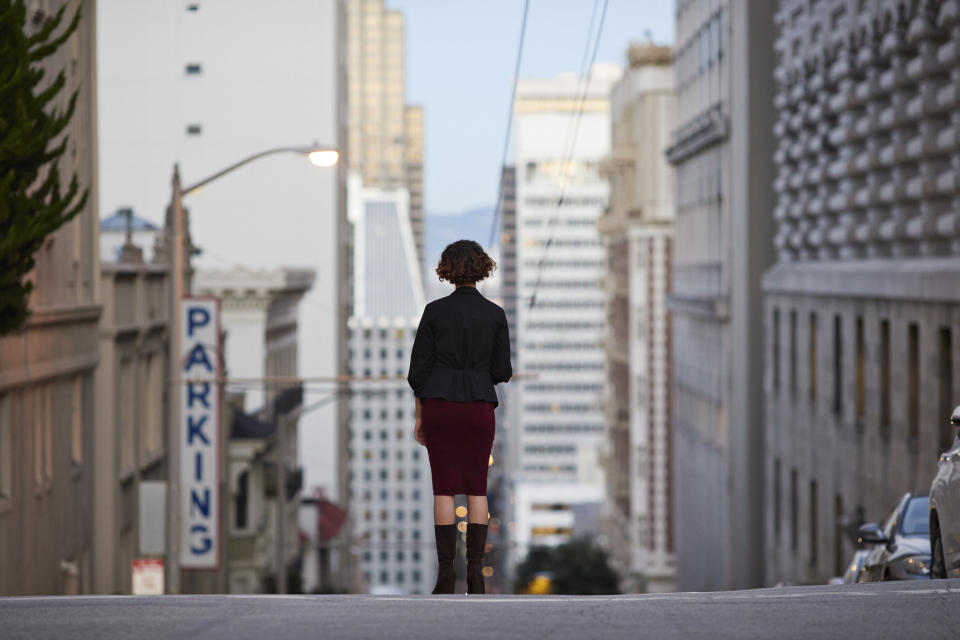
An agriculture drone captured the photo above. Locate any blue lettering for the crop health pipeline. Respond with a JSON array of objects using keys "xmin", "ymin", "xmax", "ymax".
[
  {"xmin": 190, "ymin": 488, "xmax": 211, "ymax": 518},
  {"xmin": 183, "ymin": 344, "xmax": 214, "ymax": 373},
  {"xmin": 195, "ymin": 451, "xmax": 203, "ymax": 482},
  {"xmin": 187, "ymin": 414, "xmax": 210, "ymax": 445},
  {"xmin": 189, "ymin": 524, "xmax": 213, "ymax": 555},
  {"xmin": 187, "ymin": 383, "xmax": 211, "ymax": 409},
  {"xmin": 187, "ymin": 307, "xmax": 211, "ymax": 337}
]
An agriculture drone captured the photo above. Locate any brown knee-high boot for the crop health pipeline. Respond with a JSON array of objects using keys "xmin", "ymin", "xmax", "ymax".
[
  {"xmin": 432, "ymin": 524, "xmax": 457, "ymax": 594},
  {"xmin": 466, "ymin": 523, "xmax": 488, "ymax": 594}
]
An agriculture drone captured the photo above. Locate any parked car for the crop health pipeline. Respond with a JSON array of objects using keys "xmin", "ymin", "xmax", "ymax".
[
  {"xmin": 841, "ymin": 549, "xmax": 870, "ymax": 584},
  {"xmin": 929, "ymin": 403, "xmax": 960, "ymax": 579},
  {"xmin": 856, "ymin": 493, "xmax": 930, "ymax": 582}
]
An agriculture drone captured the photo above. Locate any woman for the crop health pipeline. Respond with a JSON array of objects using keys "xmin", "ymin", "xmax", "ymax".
[{"xmin": 407, "ymin": 239, "xmax": 513, "ymax": 595}]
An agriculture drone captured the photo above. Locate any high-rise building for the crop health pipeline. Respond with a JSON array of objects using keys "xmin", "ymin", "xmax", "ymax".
[
  {"xmin": 598, "ymin": 44, "xmax": 675, "ymax": 593},
  {"xmin": 510, "ymin": 64, "xmax": 621, "ymax": 558},
  {"xmin": 665, "ymin": 0, "xmax": 776, "ymax": 590},
  {"xmin": 0, "ymin": 0, "xmax": 100, "ymax": 596},
  {"xmin": 345, "ymin": 177, "xmax": 435, "ymax": 594},
  {"xmin": 764, "ymin": 0, "xmax": 960, "ymax": 585},
  {"xmin": 347, "ymin": 0, "xmax": 425, "ymax": 267}
]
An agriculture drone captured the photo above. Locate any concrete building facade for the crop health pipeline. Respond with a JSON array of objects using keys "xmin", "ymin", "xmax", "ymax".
[
  {"xmin": 598, "ymin": 44, "xmax": 675, "ymax": 593},
  {"xmin": 0, "ymin": 0, "xmax": 100, "ymax": 596},
  {"xmin": 763, "ymin": 0, "xmax": 960, "ymax": 585},
  {"xmin": 665, "ymin": 0, "xmax": 776, "ymax": 591},
  {"xmin": 510, "ymin": 64, "xmax": 621, "ymax": 558},
  {"xmin": 347, "ymin": 0, "xmax": 425, "ymax": 267}
]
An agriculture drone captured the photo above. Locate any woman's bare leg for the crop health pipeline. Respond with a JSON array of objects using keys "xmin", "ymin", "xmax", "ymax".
[
  {"xmin": 466, "ymin": 495, "xmax": 488, "ymax": 524},
  {"xmin": 434, "ymin": 495, "xmax": 456, "ymax": 525}
]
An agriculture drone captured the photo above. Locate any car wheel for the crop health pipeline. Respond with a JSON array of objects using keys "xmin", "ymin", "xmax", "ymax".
[{"xmin": 931, "ymin": 529, "xmax": 947, "ymax": 580}]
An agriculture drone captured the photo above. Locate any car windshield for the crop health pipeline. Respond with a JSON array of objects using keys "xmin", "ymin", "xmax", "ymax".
[{"xmin": 900, "ymin": 496, "xmax": 929, "ymax": 537}]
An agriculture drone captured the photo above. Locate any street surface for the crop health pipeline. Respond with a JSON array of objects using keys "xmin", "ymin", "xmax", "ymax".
[{"xmin": 2, "ymin": 579, "xmax": 959, "ymax": 639}]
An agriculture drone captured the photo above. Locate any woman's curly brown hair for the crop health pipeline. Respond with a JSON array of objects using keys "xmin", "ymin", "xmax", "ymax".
[{"xmin": 435, "ymin": 239, "xmax": 497, "ymax": 285}]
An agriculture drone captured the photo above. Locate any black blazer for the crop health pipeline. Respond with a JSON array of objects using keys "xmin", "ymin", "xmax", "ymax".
[{"xmin": 407, "ymin": 285, "xmax": 513, "ymax": 407}]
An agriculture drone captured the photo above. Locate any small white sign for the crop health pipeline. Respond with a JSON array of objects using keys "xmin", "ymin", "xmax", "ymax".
[
  {"xmin": 132, "ymin": 558, "xmax": 164, "ymax": 595},
  {"xmin": 179, "ymin": 297, "xmax": 220, "ymax": 569}
]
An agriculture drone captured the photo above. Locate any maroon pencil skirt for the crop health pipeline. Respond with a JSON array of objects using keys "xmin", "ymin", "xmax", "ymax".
[{"xmin": 421, "ymin": 397, "xmax": 495, "ymax": 496}]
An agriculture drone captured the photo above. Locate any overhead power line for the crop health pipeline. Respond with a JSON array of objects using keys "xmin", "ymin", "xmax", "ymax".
[{"xmin": 527, "ymin": 0, "xmax": 610, "ymax": 312}]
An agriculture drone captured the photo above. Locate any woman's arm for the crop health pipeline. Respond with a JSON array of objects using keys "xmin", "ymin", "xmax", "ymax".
[
  {"xmin": 414, "ymin": 397, "xmax": 425, "ymax": 446},
  {"xmin": 490, "ymin": 308, "xmax": 513, "ymax": 383}
]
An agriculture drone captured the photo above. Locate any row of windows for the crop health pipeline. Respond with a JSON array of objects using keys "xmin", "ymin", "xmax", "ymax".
[
  {"xmin": 524, "ymin": 362, "xmax": 604, "ymax": 371},
  {"xmin": 524, "ymin": 239, "xmax": 603, "ymax": 248},
  {"xmin": 347, "ymin": 368, "xmax": 407, "ymax": 378},
  {"xmin": 350, "ymin": 427, "xmax": 413, "ymax": 441},
  {"xmin": 523, "ymin": 383, "xmax": 602, "ymax": 393},
  {"xmin": 361, "ymin": 509, "xmax": 422, "ymax": 522},
  {"xmin": 521, "ymin": 280, "xmax": 598, "ymax": 288},
  {"xmin": 348, "ymin": 327, "xmax": 414, "ymax": 340},
  {"xmin": 523, "ymin": 341, "xmax": 599, "ymax": 351},
  {"xmin": 525, "ymin": 300, "xmax": 604, "ymax": 310},
  {"xmin": 363, "ymin": 550, "xmax": 422, "ymax": 563},
  {"xmin": 525, "ymin": 321, "xmax": 603, "ymax": 331},
  {"xmin": 771, "ymin": 308, "xmax": 955, "ymax": 455},
  {"xmin": 522, "ymin": 260, "xmax": 604, "ymax": 269},
  {"xmin": 351, "ymin": 469, "xmax": 425, "ymax": 482},
  {"xmin": 523, "ymin": 196, "xmax": 605, "ymax": 208},
  {"xmin": 358, "ymin": 488, "xmax": 423, "ymax": 502},
  {"xmin": 524, "ymin": 403, "xmax": 599, "ymax": 413},
  {"xmin": 351, "ymin": 347, "xmax": 407, "ymax": 361},
  {"xmin": 364, "ymin": 570, "xmax": 422, "ymax": 586},
  {"xmin": 353, "ymin": 448, "xmax": 421, "ymax": 462},
  {"xmin": 351, "ymin": 409, "xmax": 415, "ymax": 422},
  {"xmin": 524, "ymin": 444, "xmax": 577, "ymax": 455},
  {"xmin": 523, "ymin": 217, "xmax": 598, "ymax": 227},
  {"xmin": 523, "ymin": 464, "xmax": 577, "ymax": 473},
  {"xmin": 524, "ymin": 424, "xmax": 604, "ymax": 433}
]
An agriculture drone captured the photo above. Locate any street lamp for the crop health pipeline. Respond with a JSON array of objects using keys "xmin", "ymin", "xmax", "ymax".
[{"xmin": 166, "ymin": 144, "xmax": 338, "ymax": 595}]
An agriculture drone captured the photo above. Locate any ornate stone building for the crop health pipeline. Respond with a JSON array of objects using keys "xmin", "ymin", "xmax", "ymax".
[
  {"xmin": 666, "ymin": 0, "xmax": 776, "ymax": 591},
  {"xmin": 764, "ymin": 0, "xmax": 960, "ymax": 585},
  {"xmin": 598, "ymin": 44, "xmax": 675, "ymax": 593}
]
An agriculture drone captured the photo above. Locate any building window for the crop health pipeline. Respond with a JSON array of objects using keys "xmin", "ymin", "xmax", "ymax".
[
  {"xmin": 790, "ymin": 468, "xmax": 798, "ymax": 552},
  {"xmin": 833, "ymin": 315, "xmax": 842, "ymax": 417},
  {"xmin": 772, "ymin": 307, "xmax": 780, "ymax": 393},
  {"xmin": 0, "ymin": 393, "xmax": 11, "ymax": 501},
  {"xmin": 773, "ymin": 457, "xmax": 781, "ymax": 543},
  {"xmin": 71, "ymin": 375, "xmax": 83, "ymax": 465},
  {"xmin": 809, "ymin": 312, "xmax": 818, "ymax": 405},
  {"xmin": 187, "ymin": 3, "xmax": 200, "ymax": 11},
  {"xmin": 833, "ymin": 494, "xmax": 844, "ymax": 578},
  {"xmin": 855, "ymin": 316, "xmax": 865, "ymax": 427},
  {"xmin": 939, "ymin": 328, "xmax": 954, "ymax": 455},
  {"xmin": 880, "ymin": 319, "xmax": 890, "ymax": 436},
  {"xmin": 185, "ymin": 63, "xmax": 202, "ymax": 75},
  {"xmin": 809, "ymin": 480, "xmax": 818, "ymax": 567},
  {"xmin": 186, "ymin": 124, "xmax": 202, "ymax": 136},
  {"xmin": 789, "ymin": 310, "xmax": 797, "ymax": 401},
  {"xmin": 908, "ymin": 323, "xmax": 919, "ymax": 449}
]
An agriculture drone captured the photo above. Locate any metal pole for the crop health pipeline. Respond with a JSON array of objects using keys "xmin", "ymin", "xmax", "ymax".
[
  {"xmin": 276, "ymin": 410, "xmax": 287, "ymax": 594},
  {"xmin": 166, "ymin": 165, "xmax": 183, "ymax": 594}
]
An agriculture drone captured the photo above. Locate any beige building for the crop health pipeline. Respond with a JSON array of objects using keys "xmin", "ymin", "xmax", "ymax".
[
  {"xmin": 598, "ymin": 44, "xmax": 675, "ymax": 593},
  {"xmin": 764, "ymin": 0, "xmax": 960, "ymax": 585},
  {"xmin": 665, "ymin": 0, "xmax": 776, "ymax": 591},
  {"xmin": 0, "ymin": 0, "xmax": 100, "ymax": 596},
  {"xmin": 93, "ymin": 230, "xmax": 174, "ymax": 594},
  {"xmin": 347, "ymin": 0, "xmax": 425, "ymax": 266}
]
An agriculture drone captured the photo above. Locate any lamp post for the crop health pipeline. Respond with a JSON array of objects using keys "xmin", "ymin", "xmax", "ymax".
[{"xmin": 166, "ymin": 144, "xmax": 338, "ymax": 594}]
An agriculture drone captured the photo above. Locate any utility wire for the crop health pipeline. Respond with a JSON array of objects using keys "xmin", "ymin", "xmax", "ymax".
[
  {"xmin": 485, "ymin": 0, "xmax": 532, "ymax": 252},
  {"xmin": 527, "ymin": 0, "xmax": 610, "ymax": 312}
]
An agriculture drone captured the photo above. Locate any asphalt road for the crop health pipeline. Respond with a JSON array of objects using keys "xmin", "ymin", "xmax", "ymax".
[{"xmin": 2, "ymin": 579, "xmax": 960, "ymax": 639}]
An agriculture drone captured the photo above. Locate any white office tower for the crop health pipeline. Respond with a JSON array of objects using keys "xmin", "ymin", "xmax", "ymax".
[
  {"xmin": 510, "ymin": 63, "xmax": 621, "ymax": 558},
  {"xmin": 346, "ymin": 176, "xmax": 435, "ymax": 594}
]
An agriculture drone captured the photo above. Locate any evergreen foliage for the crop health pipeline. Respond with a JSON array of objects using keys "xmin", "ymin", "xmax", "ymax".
[
  {"xmin": 0, "ymin": 0, "xmax": 87, "ymax": 335},
  {"xmin": 513, "ymin": 536, "xmax": 621, "ymax": 595}
]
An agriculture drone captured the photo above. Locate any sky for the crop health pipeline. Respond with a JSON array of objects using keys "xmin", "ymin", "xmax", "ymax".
[{"xmin": 388, "ymin": 0, "xmax": 675, "ymax": 216}]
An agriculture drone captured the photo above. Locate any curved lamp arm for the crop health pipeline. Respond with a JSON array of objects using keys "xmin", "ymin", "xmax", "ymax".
[{"xmin": 182, "ymin": 143, "xmax": 338, "ymax": 196}]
